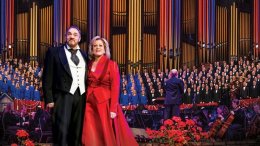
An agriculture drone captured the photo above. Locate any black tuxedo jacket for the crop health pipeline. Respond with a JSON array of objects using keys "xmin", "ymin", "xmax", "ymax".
[{"xmin": 42, "ymin": 45, "xmax": 88, "ymax": 105}]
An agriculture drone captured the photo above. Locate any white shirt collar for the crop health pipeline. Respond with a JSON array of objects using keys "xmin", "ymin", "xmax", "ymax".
[{"xmin": 66, "ymin": 44, "xmax": 80, "ymax": 50}]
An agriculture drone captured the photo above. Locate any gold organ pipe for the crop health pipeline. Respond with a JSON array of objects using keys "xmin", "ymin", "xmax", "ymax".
[
  {"xmin": 233, "ymin": 3, "xmax": 236, "ymax": 56},
  {"xmin": 34, "ymin": 3, "xmax": 36, "ymax": 56},
  {"xmin": 231, "ymin": 4, "xmax": 233, "ymax": 56},
  {"xmin": 49, "ymin": 6, "xmax": 51, "ymax": 44},
  {"xmin": 134, "ymin": 1, "xmax": 137, "ymax": 64},
  {"xmin": 236, "ymin": 6, "xmax": 238, "ymax": 55},
  {"xmin": 32, "ymin": 4, "xmax": 34, "ymax": 58},
  {"xmin": 221, "ymin": 7, "xmax": 224, "ymax": 60},
  {"xmin": 30, "ymin": 7, "xmax": 32, "ymax": 57},
  {"xmin": 33, "ymin": 3, "xmax": 35, "ymax": 58},
  {"xmin": 115, "ymin": 0, "xmax": 117, "ymax": 26},
  {"xmin": 42, "ymin": 8, "xmax": 44, "ymax": 45},
  {"xmin": 230, "ymin": 5, "xmax": 233, "ymax": 56},
  {"xmin": 117, "ymin": 0, "xmax": 118, "ymax": 26},
  {"xmin": 45, "ymin": 7, "xmax": 47, "ymax": 43},
  {"xmin": 129, "ymin": 0, "xmax": 132, "ymax": 72},
  {"xmin": 36, "ymin": 4, "xmax": 38, "ymax": 57},
  {"xmin": 34, "ymin": 4, "xmax": 36, "ymax": 58},
  {"xmin": 241, "ymin": 13, "xmax": 242, "ymax": 54},
  {"xmin": 137, "ymin": 1, "xmax": 140, "ymax": 71}
]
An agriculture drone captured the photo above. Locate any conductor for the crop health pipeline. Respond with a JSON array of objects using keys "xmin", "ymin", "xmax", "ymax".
[{"xmin": 164, "ymin": 69, "xmax": 184, "ymax": 119}]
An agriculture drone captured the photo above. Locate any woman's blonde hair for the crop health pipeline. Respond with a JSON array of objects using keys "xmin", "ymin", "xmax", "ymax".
[{"xmin": 88, "ymin": 36, "xmax": 111, "ymax": 60}]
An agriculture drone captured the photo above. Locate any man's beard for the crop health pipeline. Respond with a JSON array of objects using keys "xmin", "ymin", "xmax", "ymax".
[{"xmin": 67, "ymin": 40, "xmax": 78, "ymax": 48}]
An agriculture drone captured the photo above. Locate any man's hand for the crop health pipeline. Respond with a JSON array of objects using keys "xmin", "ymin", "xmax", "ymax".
[
  {"xmin": 46, "ymin": 102, "xmax": 55, "ymax": 112},
  {"xmin": 110, "ymin": 112, "xmax": 117, "ymax": 119},
  {"xmin": 47, "ymin": 102, "xmax": 54, "ymax": 108}
]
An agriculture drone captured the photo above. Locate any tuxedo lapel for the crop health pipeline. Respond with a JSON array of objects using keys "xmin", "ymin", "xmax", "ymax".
[{"xmin": 58, "ymin": 45, "xmax": 72, "ymax": 77}]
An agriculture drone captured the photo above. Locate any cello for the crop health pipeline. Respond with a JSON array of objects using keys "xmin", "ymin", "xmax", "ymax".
[
  {"xmin": 217, "ymin": 112, "xmax": 235, "ymax": 138},
  {"xmin": 208, "ymin": 117, "xmax": 222, "ymax": 138}
]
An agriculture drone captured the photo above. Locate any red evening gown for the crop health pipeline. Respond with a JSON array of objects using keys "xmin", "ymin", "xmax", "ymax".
[{"xmin": 82, "ymin": 56, "xmax": 138, "ymax": 146}]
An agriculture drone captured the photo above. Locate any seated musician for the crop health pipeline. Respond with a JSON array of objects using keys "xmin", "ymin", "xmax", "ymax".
[
  {"xmin": 28, "ymin": 112, "xmax": 41, "ymax": 141},
  {"xmin": 226, "ymin": 99, "xmax": 246, "ymax": 140},
  {"xmin": 217, "ymin": 105, "xmax": 229, "ymax": 121},
  {"xmin": 2, "ymin": 104, "xmax": 18, "ymax": 127},
  {"xmin": 16, "ymin": 107, "xmax": 30, "ymax": 129},
  {"xmin": 208, "ymin": 105, "xmax": 229, "ymax": 127},
  {"xmin": 247, "ymin": 103, "xmax": 260, "ymax": 138}
]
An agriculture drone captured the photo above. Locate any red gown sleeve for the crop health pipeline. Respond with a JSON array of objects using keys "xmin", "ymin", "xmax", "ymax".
[{"xmin": 109, "ymin": 61, "xmax": 120, "ymax": 113}]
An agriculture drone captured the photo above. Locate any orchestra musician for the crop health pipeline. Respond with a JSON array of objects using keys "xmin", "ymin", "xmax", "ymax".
[
  {"xmin": 226, "ymin": 99, "xmax": 246, "ymax": 140},
  {"xmin": 208, "ymin": 105, "xmax": 229, "ymax": 137},
  {"xmin": 247, "ymin": 103, "xmax": 260, "ymax": 138}
]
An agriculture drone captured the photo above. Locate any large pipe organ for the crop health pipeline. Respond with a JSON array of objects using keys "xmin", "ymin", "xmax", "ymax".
[{"xmin": 0, "ymin": 0, "xmax": 259, "ymax": 73}]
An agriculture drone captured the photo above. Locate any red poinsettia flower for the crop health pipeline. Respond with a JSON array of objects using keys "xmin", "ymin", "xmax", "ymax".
[
  {"xmin": 175, "ymin": 136, "xmax": 186, "ymax": 143},
  {"xmin": 172, "ymin": 116, "xmax": 181, "ymax": 122},
  {"xmin": 160, "ymin": 125, "xmax": 166, "ymax": 130},
  {"xmin": 194, "ymin": 134, "xmax": 201, "ymax": 141},
  {"xmin": 197, "ymin": 127, "xmax": 202, "ymax": 132},
  {"xmin": 163, "ymin": 119, "xmax": 173, "ymax": 126},
  {"xmin": 146, "ymin": 116, "xmax": 207, "ymax": 145},
  {"xmin": 24, "ymin": 139, "xmax": 35, "ymax": 146},
  {"xmin": 14, "ymin": 129, "xmax": 35, "ymax": 146},
  {"xmin": 186, "ymin": 119, "xmax": 195, "ymax": 126},
  {"xmin": 16, "ymin": 129, "xmax": 29, "ymax": 138},
  {"xmin": 178, "ymin": 121, "xmax": 186, "ymax": 128}
]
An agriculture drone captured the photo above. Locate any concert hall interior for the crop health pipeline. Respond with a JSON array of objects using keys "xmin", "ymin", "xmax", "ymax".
[{"xmin": 0, "ymin": 0, "xmax": 260, "ymax": 146}]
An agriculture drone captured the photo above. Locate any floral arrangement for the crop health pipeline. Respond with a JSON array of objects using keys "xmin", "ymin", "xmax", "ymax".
[
  {"xmin": 146, "ymin": 116, "xmax": 208, "ymax": 146},
  {"xmin": 11, "ymin": 129, "xmax": 35, "ymax": 146}
]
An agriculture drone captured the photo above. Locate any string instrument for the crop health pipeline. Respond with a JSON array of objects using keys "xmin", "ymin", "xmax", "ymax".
[
  {"xmin": 208, "ymin": 117, "xmax": 222, "ymax": 138},
  {"xmin": 247, "ymin": 114, "xmax": 260, "ymax": 137},
  {"xmin": 217, "ymin": 113, "xmax": 235, "ymax": 138}
]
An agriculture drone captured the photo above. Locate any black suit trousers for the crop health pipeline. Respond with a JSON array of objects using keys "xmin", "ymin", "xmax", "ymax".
[
  {"xmin": 164, "ymin": 104, "xmax": 180, "ymax": 120},
  {"xmin": 52, "ymin": 88, "xmax": 85, "ymax": 146}
]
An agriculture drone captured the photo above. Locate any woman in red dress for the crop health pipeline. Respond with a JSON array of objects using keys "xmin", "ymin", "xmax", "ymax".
[{"xmin": 82, "ymin": 36, "xmax": 138, "ymax": 146}]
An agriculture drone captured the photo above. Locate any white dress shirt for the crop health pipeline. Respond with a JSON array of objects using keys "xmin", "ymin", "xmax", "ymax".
[{"xmin": 64, "ymin": 45, "xmax": 86, "ymax": 95}]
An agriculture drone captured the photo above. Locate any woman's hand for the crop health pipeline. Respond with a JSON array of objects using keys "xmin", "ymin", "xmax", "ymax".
[{"xmin": 110, "ymin": 112, "xmax": 117, "ymax": 119}]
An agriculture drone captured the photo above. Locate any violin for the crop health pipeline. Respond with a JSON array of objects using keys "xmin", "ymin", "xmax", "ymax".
[{"xmin": 217, "ymin": 113, "xmax": 235, "ymax": 138}]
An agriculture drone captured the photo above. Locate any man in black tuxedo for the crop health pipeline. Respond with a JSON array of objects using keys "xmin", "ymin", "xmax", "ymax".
[
  {"xmin": 164, "ymin": 69, "xmax": 184, "ymax": 119},
  {"xmin": 42, "ymin": 26, "xmax": 88, "ymax": 146}
]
